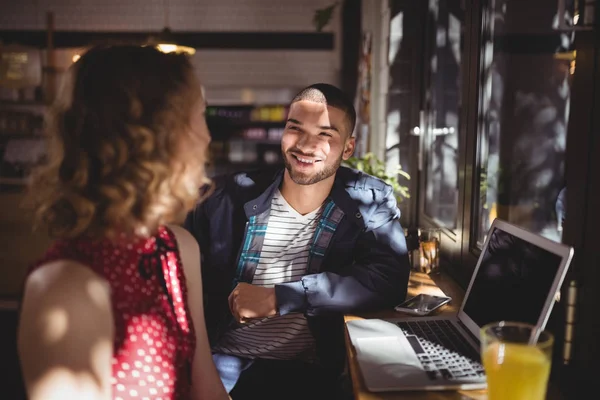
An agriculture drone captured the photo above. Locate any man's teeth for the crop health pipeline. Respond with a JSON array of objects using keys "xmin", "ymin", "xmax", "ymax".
[{"xmin": 297, "ymin": 157, "xmax": 316, "ymax": 164}]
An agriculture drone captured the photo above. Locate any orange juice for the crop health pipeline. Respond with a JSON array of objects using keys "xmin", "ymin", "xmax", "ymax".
[{"xmin": 483, "ymin": 342, "xmax": 551, "ymax": 400}]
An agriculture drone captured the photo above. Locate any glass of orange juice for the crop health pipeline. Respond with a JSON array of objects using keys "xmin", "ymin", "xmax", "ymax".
[{"xmin": 481, "ymin": 321, "xmax": 554, "ymax": 400}]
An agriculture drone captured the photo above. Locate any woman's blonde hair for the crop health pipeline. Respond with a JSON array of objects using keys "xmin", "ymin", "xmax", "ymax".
[{"xmin": 28, "ymin": 45, "xmax": 210, "ymax": 239}]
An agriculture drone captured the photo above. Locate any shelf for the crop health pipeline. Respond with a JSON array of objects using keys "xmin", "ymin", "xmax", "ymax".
[
  {"xmin": 0, "ymin": 298, "xmax": 20, "ymax": 310},
  {"xmin": 0, "ymin": 132, "xmax": 43, "ymax": 137},
  {"xmin": 225, "ymin": 138, "xmax": 281, "ymax": 145},
  {"xmin": 228, "ymin": 121, "xmax": 286, "ymax": 127},
  {"xmin": 0, "ymin": 100, "xmax": 46, "ymax": 106},
  {"xmin": 0, "ymin": 177, "xmax": 26, "ymax": 185},
  {"xmin": 0, "ymin": 101, "xmax": 47, "ymax": 114}
]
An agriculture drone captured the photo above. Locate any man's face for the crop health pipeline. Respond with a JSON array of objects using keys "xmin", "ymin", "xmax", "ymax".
[{"xmin": 281, "ymin": 100, "xmax": 355, "ymax": 185}]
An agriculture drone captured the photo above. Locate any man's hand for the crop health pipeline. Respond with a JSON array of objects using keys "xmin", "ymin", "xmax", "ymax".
[{"xmin": 228, "ymin": 283, "xmax": 278, "ymax": 324}]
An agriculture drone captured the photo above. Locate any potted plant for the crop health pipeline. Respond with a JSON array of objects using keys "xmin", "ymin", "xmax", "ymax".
[{"xmin": 342, "ymin": 152, "xmax": 410, "ymax": 204}]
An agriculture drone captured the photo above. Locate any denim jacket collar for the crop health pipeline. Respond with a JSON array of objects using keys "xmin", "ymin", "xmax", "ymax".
[
  {"xmin": 242, "ymin": 168, "xmax": 365, "ymax": 229},
  {"xmin": 242, "ymin": 168, "xmax": 282, "ymax": 218}
]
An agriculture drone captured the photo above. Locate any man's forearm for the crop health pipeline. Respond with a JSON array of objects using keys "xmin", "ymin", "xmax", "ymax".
[{"xmin": 275, "ymin": 219, "xmax": 410, "ymax": 316}]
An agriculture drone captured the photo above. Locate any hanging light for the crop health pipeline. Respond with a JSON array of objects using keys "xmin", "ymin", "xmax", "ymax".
[
  {"xmin": 149, "ymin": 0, "xmax": 196, "ymax": 55},
  {"xmin": 150, "ymin": 27, "xmax": 196, "ymax": 55}
]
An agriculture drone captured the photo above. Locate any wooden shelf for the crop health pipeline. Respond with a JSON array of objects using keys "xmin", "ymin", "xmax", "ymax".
[
  {"xmin": 0, "ymin": 178, "xmax": 26, "ymax": 185},
  {"xmin": 226, "ymin": 138, "xmax": 281, "ymax": 145},
  {"xmin": 0, "ymin": 100, "xmax": 46, "ymax": 106},
  {"xmin": 0, "ymin": 131, "xmax": 42, "ymax": 137}
]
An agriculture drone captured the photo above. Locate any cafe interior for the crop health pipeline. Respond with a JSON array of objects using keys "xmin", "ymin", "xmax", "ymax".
[{"xmin": 0, "ymin": 0, "xmax": 599, "ymax": 399}]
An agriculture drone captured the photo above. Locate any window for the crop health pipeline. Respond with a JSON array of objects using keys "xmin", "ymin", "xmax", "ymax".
[{"xmin": 474, "ymin": 0, "xmax": 573, "ymax": 247}]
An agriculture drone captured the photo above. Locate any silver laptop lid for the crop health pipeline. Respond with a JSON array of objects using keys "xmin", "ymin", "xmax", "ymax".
[{"xmin": 457, "ymin": 218, "xmax": 574, "ymax": 341}]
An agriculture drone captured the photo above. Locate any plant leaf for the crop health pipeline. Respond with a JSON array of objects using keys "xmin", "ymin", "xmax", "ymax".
[
  {"xmin": 342, "ymin": 152, "xmax": 411, "ymax": 203},
  {"xmin": 313, "ymin": 2, "xmax": 339, "ymax": 32}
]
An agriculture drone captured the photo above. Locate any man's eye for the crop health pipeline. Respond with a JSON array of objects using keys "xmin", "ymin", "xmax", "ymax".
[{"xmin": 320, "ymin": 132, "xmax": 333, "ymax": 137}]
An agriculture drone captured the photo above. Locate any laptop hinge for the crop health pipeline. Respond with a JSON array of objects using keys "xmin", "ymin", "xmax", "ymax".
[{"xmin": 458, "ymin": 320, "xmax": 480, "ymax": 347}]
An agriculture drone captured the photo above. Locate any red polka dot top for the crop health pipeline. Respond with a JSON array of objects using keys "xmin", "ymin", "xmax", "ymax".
[{"xmin": 29, "ymin": 226, "xmax": 196, "ymax": 400}]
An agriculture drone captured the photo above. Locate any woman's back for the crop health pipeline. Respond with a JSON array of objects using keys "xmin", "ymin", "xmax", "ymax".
[{"xmin": 26, "ymin": 226, "xmax": 195, "ymax": 400}]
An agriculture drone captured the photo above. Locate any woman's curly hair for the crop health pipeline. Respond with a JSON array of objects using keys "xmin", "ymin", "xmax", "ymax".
[{"xmin": 28, "ymin": 45, "xmax": 211, "ymax": 239}]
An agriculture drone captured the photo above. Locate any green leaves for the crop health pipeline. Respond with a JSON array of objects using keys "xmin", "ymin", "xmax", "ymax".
[
  {"xmin": 343, "ymin": 153, "xmax": 411, "ymax": 203},
  {"xmin": 313, "ymin": 1, "xmax": 339, "ymax": 32}
]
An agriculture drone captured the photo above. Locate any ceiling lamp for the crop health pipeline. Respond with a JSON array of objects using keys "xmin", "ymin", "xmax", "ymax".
[
  {"xmin": 149, "ymin": 0, "xmax": 196, "ymax": 55},
  {"xmin": 150, "ymin": 27, "xmax": 195, "ymax": 55}
]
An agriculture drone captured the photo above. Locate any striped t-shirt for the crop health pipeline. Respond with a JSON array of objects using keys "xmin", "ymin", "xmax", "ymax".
[{"xmin": 213, "ymin": 189, "xmax": 323, "ymax": 360}]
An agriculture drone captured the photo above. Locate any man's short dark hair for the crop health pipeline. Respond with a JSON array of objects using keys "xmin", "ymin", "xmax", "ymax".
[{"xmin": 291, "ymin": 83, "xmax": 357, "ymax": 136}]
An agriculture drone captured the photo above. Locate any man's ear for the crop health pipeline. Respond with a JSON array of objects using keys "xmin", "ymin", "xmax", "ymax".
[{"xmin": 342, "ymin": 137, "xmax": 355, "ymax": 160}]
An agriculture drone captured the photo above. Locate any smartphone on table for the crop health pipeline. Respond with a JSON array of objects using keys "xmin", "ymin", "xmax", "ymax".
[{"xmin": 394, "ymin": 293, "xmax": 452, "ymax": 316}]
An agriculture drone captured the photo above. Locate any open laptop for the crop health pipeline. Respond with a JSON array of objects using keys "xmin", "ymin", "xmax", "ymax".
[{"xmin": 346, "ymin": 218, "xmax": 574, "ymax": 392}]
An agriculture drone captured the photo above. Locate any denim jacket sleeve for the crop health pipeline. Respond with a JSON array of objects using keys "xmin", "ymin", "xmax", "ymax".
[{"xmin": 274, "ymin": 184, "xmax": 411, "ymax": 317}]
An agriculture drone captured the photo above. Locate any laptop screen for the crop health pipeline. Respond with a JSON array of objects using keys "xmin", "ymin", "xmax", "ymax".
[{"xmin": 461, "ymin": 225, "xmax": 565, "ymax": 329}]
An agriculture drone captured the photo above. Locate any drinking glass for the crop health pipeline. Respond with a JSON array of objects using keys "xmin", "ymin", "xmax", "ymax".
[
  {"xmin": 417, "ymin": 228, "xmax": 441, "ymax": 274},
  {"xmin": 481, "ymin": 321, "xmax": 554, "ymax": 400}
]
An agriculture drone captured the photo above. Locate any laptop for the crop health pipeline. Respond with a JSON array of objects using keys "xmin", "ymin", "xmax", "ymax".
[{"xmin": 346, "ymin": 218, "xmax": 574, "ymax": 392}]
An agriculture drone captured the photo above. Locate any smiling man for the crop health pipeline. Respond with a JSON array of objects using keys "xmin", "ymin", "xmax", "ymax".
[{"xmin": 184, "ymin": 83, "xmax": 411, "ymax": 399}]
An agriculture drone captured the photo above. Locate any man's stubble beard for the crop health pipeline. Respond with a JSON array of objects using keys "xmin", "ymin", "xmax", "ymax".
[{"xmin": 282, "ymin": 150, "xmax": 343, "ymax": 186}]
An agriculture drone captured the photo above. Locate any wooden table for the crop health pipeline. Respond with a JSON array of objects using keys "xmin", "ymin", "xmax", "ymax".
[{"xmin": 344, "ymin": 270, "xmax": 488, "ymax": 400}]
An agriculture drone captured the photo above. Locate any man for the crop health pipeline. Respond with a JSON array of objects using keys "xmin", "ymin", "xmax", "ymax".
[{"xmin": 184, "ymin": 83, "xmax": 411, "ymax": 399}]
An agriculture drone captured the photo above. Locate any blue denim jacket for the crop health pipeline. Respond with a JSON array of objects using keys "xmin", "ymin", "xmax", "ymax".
[{"xmin": 184, "ymin": 166, "xmax": 411, "ymax": 385}]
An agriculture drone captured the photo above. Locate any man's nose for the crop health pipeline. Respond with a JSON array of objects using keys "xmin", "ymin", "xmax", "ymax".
[{"xmin": 295, "ymin": 133, "xmax": 319, "ymax": 152}]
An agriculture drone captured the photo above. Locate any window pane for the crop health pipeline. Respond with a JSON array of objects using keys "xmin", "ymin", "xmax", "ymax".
[
  {"xmin": 424, "ymin": 0, "xmax": 463, "ymax": 229},
  {"xmin": 475, "ymin": 0, "xmax": 573, "ymax": 245}
]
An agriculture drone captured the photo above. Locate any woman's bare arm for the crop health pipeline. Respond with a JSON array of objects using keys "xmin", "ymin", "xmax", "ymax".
[
  {"xmin": 169, "ymin": 224, "xmax": 230, "ymax": 400},
  {"xmin": 18, "ymin": 260, "xmax": 114, "ymax": 400}
]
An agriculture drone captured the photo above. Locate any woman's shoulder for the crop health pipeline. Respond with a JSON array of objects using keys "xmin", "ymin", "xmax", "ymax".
[
  {"xmin": 164, "ymin": 224, "xmax": 201, "ymax": 277},
  {"xmin": 22, "ymin": 258, "xmax": 111, "ymax": 317},
  {"xmin": 165, "ymin": 224, "xmax": 197, "ymax": 248},
  {"xmin": 18, "ymin": 258, "xmax": 114, "ymax": 400}
]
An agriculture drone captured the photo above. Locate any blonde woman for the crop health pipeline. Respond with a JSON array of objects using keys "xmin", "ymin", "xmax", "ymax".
[{"xmin": 17, "ymin": 45, "xmax": 229, "ymax": 400}]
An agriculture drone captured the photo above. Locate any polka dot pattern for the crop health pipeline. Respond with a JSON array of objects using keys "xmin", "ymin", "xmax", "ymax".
[{"xmin": 31, "ymin": 226, "xmax": 196, "ymax": 400}]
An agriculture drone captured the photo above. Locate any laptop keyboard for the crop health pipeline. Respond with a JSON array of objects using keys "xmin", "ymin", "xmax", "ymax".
[{"xmin": 396, "ymin": 320, "xmax": 486, "ymax": 381}]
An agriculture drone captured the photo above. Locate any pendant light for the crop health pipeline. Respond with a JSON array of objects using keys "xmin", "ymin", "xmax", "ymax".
[{"xmin": 149, "ymin": 0, "xmax": 196, "ymax": 55}]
